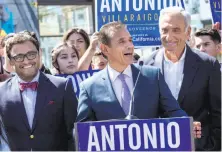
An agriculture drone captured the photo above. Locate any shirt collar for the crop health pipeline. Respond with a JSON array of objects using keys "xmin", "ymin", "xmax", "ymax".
[
  {"xmin": 17, "ymin": 71, "xmax": 40, "ymax": 83},
  {"xmin": 108, "ymin": 64, "xmax": 132, "ymax": 82},
  {"xmin": 164, "ymin": 46, "xmax": 187, "ymax": 63}
]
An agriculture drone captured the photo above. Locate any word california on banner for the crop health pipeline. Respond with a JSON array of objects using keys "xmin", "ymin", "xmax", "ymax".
[
  {"xmin": 75, "ymin": 117, "xmax": 194, "ymax": 151},
  {"xmin": 209, "ymin": 0, "xmax": 221, "ymax": 29},
  {"xmin": 95, "ymin": 0, "xmax": 185, "ymax": 47},
  {"xmin": 56, "ymin": 70, "xmax": 99, "ymax": 97}
]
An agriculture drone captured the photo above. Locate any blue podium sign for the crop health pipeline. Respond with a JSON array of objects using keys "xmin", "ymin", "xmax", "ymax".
[
  {"xmin": 75, "ymin": 117, "xmax": 194, "ymax": 151},
  {"xmin": 210, "ymin": 0, "xmax": 221, "ymax": 28},
  {"xmin": 95, "ymin": 0, "xmax": 185, "ymax": 47}
]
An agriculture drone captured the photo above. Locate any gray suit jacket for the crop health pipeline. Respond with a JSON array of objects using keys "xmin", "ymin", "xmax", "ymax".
[
  {"xmin": 77, "ymin": 64, "xmax": 187, "ymax": 121},
  {"xmin": 141, "ymin": 45, "xmax": 221, "ymax": 151}
]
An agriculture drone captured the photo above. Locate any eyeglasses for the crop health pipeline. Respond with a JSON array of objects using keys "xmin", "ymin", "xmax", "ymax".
[{"xmin": 11, "ymin": 51, "xmax": 38, "ymax": 62}]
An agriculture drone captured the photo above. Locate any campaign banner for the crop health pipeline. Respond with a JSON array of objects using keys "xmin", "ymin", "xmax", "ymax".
[
  {"xmin": 209, "ymin": 0, "xmax": 221, "ymax": 29},
  {"xmin": 95, "ymin": 0, "xmax": 185, "ymax": 47},
  {"xmin": 75, "ymin": 117, "xmax": 194, "ymax": 151},
  {"xmin": 0, "ymin": 0, "xmax": 39, "ymax": 37},
  {"xmin": 57, "ymin": 69, "xmax": 99, "ymax": 97}
]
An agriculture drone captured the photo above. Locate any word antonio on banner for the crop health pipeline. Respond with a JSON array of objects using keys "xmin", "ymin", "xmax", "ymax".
[
  {"xmin": 99, "ymin": 0, "xmax": 184, "ymax": 12},
  {"xmin": 98, "ymin": 0, "xmax": 185, "ymax": 25}
]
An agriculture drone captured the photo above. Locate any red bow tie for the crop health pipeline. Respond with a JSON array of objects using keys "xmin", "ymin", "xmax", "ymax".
[{"xmin": 19, "ymin": 82, "xmax": 38, "ymax": 91}]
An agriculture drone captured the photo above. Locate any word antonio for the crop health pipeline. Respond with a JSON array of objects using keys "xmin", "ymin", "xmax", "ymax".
[
  {"xmin": 87, "ymin": 122, "xmax": 181, "ymax": 151},
  {"xmin": 99, "ymin": 0, "xmax": 183, "ymax": 23},
  {"xmin": 101, "ymin": 13, "xmax": 159, "ymax": 23},
  {"xmin": 100, "ymin": 0, "xmax": 184, "ymax": 12}
]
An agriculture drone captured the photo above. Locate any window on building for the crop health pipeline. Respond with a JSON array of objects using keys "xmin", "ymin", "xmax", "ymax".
[{"xmin": 38, "ymin": 4, "xmax": 94, "ymax": 69}]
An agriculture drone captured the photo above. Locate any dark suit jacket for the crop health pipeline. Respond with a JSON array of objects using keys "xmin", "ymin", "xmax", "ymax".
[
  {"xmin": 0, "ymin": 72, "xmax": 78, "ymax": 151},
  {"xmin": 77, "ymin": 64, "xmax": 187, "ymax": 122},
  {"xmin": 142, "ymin": 45, "xmax": 221, "ymax": 151}
]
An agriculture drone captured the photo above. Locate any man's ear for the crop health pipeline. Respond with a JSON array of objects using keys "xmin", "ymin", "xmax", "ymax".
[
  {"xmin": 186, "ymin": 26, "xmax": 192, "ymax": 41},
  {"xmin": 216, "ymin": 43, "xmax": 221, "ymax": 53},
  {"xmin": 9, "ymin": 59, "xmax": 15, "ymax": 66},
  {"xmin": 100, "ymin": 43, "xmax": 109, "ymax": 57}
]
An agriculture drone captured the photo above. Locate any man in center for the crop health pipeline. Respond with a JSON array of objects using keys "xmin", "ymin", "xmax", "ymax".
[{"xmin": 77, "ymin": 21, "xmax": 189, "ymax": 121}]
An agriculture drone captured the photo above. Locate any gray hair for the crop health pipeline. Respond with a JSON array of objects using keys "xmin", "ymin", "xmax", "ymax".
[{"xmin": 159, "ymin": 6, "xmax": 191, "ymax": 31}]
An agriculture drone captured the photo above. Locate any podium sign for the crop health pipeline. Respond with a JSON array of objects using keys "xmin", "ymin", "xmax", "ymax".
[{"xmin": 75, "ymin": 117, "xmax": 194, "ymax": 151}]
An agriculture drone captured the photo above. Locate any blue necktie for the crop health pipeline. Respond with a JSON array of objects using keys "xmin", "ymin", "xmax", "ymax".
[{"xmin": 118, "ymin": 73, "xmax": 131, "ymax": 115}]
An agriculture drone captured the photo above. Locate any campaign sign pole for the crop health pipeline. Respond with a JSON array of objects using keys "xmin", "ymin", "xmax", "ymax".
[{"xmin": 75, "ymin": 117, "xmax": 194, "ymax": 151}]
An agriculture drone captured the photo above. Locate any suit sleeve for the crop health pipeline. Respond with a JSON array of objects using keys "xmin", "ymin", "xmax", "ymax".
[
  {"xmin": 0, "ymin": 115, "xmax": 10, "ymax": 151},
  {"xmin": 207, "ymin": 60, "xmax": 221, "ymax": 150},
  {"xmin": 76, "ymin": 82, "xmax": 97, "ymax": 122},
  {"xmin": 157, "ymin": 69, "xmax": 188, "ymax": 117},
  {"xmin": 63, "ymin": 78, "xmax": 78, "ymax": 151}
]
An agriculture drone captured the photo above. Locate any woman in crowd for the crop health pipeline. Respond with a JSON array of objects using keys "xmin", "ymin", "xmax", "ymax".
[
  {"xmin": 51, "ymin": 42, "xmax": 79, "ymax": 75},
  {"xmin": 63, "ymin": 28, "xmax": 99, "ymax": 71}
]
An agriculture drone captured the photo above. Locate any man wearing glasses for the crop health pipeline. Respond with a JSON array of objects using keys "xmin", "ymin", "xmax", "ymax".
[{"xmin": 0, "ymin": 32, "xmax": 78, "ymax": 150}]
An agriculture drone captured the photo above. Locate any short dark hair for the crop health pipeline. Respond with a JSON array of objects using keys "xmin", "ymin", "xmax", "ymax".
[
  {"xmin": 195, "ymin": 28, "xmax": 221, "ymax": 44},
  {"xmin": 6, "ymin": 33, "xmax": 40, "ymax": 59},
  {"xmin": 99, "ymin": 21, "xmax": 126, "ymax": 46},
  {"xmin": 63, "ymin": 28, "xmax": 90, "ymax": 49}
]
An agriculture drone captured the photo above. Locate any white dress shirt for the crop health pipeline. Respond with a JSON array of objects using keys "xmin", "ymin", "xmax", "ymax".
[
  {"xmin": 16, "ymin": 71, "xmax": 40, "ymax": 128},
  {"xmin": 163, "ymin": 47, "xmax": 186, "ymax": 100},
  {"xmin": 108, "ymin": 64, "xmax": 133, "ymax": 106}
]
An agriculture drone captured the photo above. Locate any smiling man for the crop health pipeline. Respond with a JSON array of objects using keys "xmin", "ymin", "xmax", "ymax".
[
  {"xmin": 142, "ymin": 7, "xmax": 221, "ymax": 151},
  {"xmin": 0, "ymin": 32, "xmax": 78, "ymax": 151},
  {"xmin": 77, "ymin": 22, "xmax": 188, "ymax": 122}
]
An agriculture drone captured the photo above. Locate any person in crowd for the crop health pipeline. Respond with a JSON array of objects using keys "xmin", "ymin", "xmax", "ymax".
[
  {"xmin": 133, "ymin": 52, "xmax": 140, "ymax": 63},
  {"xmin": 91, "ymin": 50, "xmax": 107, "ymax": 70},
  {"xmin": 76, "ymin": 21, "xmax": 201, "ymax": 138},
  {"xmin": 21, "ymin": 30, "xmax": 52, "ymax": 75},
  {"xmin": 194, "ymin": 28, "xmax": 221, "ymax": 64},
  {"xmin": 141, "ymin": 7, "xmax": 221, "ymax": 151},
  {"xmin": 63, "ymin": 28, "xmax": 99, "ymax": 71},
  {"xmin": 51, "ymin": 42, "xmax": 79, "ymax": 75},
  {"xmin": 63, "ymin": 28, "xmax": 90, "ymax": 59},
  {"xmin": 0, "ymin": 34, "xmax": 14, "ymax": 82},
  {"xmin": 0, "ymin": 32, "xmax": 78, "ymax": 150}
]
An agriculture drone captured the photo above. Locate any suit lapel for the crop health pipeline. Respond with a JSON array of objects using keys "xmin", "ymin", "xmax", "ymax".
[
  {"xmin": 101, "ymin": 67, "xmax": 125, "ymax": 118},
  {"xmin": 130, "ymin": 64, "xmax": 140, "ymax": 115},
  {"xmin": 177, "ymin": 46, "xmax": 200, "ymax": 104},
  {"xmin": 32, "ymin": 72, "xmax": 50, "ymax": 131},
  {"xmin": 9, "ymin": 77, "xmax": 30, "ymax": 131}
]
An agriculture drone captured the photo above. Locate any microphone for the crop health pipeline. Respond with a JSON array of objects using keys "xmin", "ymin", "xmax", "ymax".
[{"xmin": 125, "ymin": 61, "xmax": 144, "ymax": 120}]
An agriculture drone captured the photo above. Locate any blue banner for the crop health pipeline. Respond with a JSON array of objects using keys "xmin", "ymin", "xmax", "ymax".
[
  {"xmin": 75, "ymin": 117, "xmax": 194, "ymax": 151},
  {"xmin": 95, "ymin": 0, "xmax": 185, "ymax": 47},
  {"xmin": 210, "ymin": 0, "xmax": 221, "ymax": 29},
  {"xmin": 57, "ymin": 70, "xmax": 99, "ymax": 97}
]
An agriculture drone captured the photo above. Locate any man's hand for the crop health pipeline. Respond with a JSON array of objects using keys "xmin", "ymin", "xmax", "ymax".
[{"xmin": 193, "ymin": 121, "xmax": 201, "ymax": 138}]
